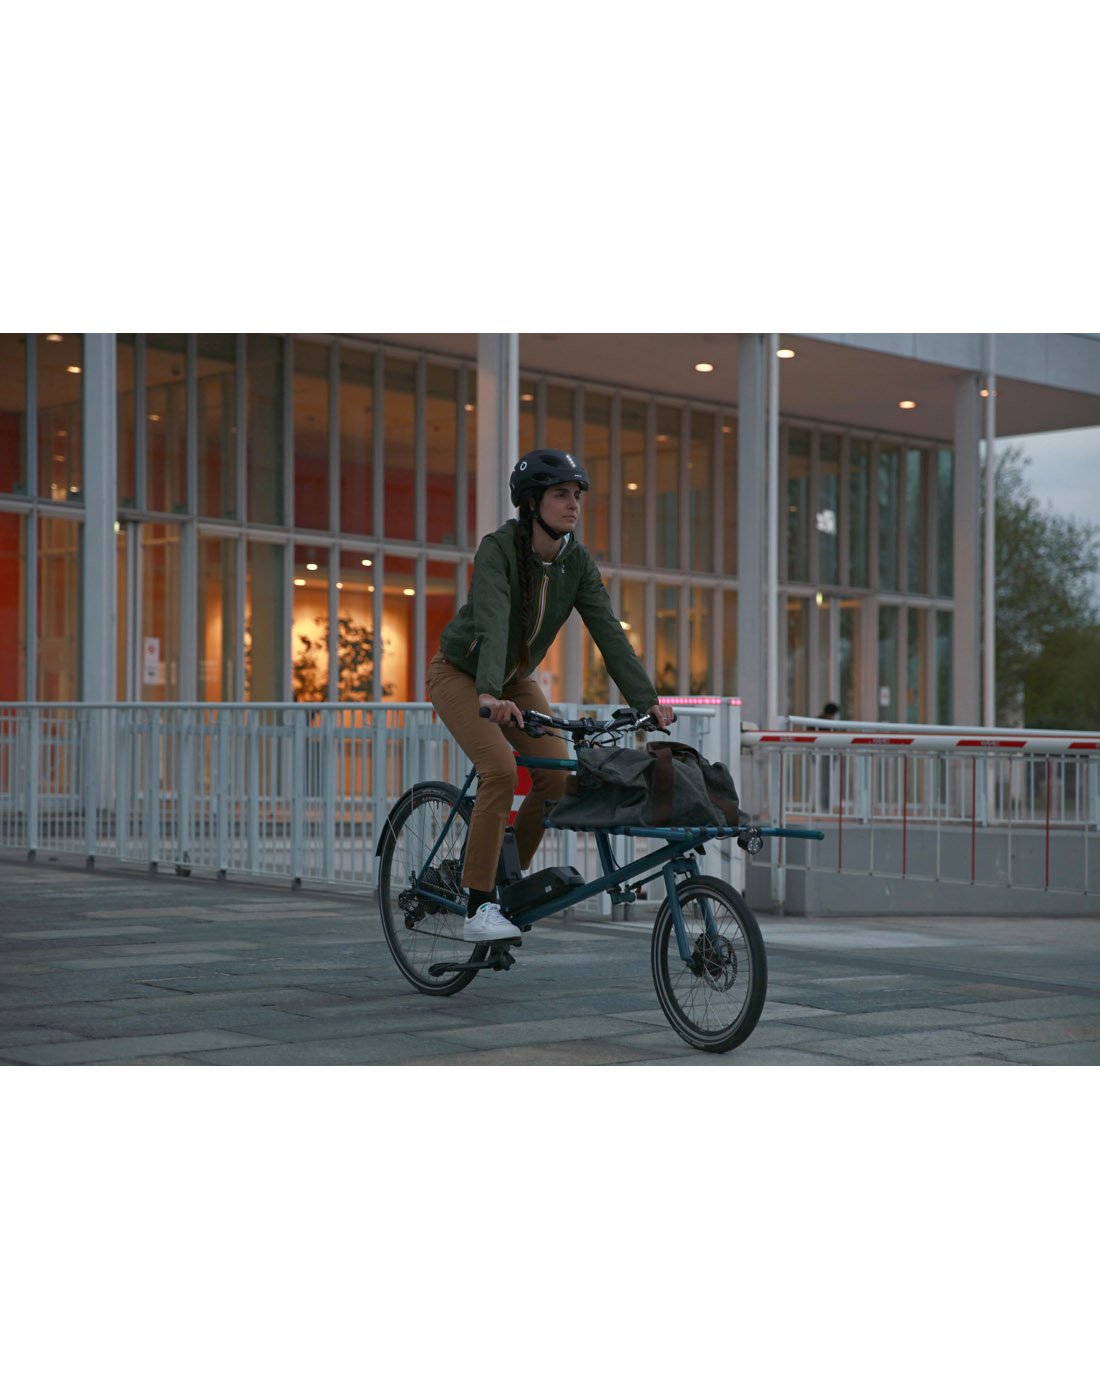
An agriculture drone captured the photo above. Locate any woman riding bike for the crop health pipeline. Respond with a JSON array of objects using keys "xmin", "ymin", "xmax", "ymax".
[{"xmin": 427, "ymin": 449, "xmax": 674, "ymax": 942}]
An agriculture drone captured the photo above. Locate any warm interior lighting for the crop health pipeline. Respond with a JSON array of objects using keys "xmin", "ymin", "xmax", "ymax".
[
  {"xmin": 361, "ymin": 559, "xmax": 372, "ymax": 567},
  {"xmin": 979, "ymin": 388, "xmax": 999, "ymax": 398},
  {"xmin": 148, "ymin": 414, "xmax": 160, "ymax": 422},
  {"xmin": 520, "ymin": 392, "xmax": 534, "ymax": 402},
  {"xmin": 306, "ymin": 562, "xmax": 318, "ymax": 571},
  {"xmin": 898, "ymin": 400, "xmax": 917, "ymax": 409},
  {"xmin": 294, "ymin": 578, "xmax": 306, "ymax": 587},
  {"xmin": 367, "ymin": 585, "xmax": 375, "ymax": 593},
  {"xmin": 336, "ymin": 582, "xmax": 343, "ymax": 590},
  {"xmin": 626, "ymin": 482, "xmax": 639, "ymax": 491},
  {"xmin": 694, "ymin": 362, "xmax": 714, "ymax": 373},
  {"xmin": 46, "ymin": 334, "xmax": 63, "ymax": 342},
  {"xmin": 816, "ymin": 592, "xmax": 825, "ymax": 606},
  {"xmin": 464, "ymin": 403, "xmax": 475, "ymax": 412},
  {"xmin": 403, "ymin": 587, "xmax": 416, "ymax": 596},
  {"xmin": 777, "ymin": 348, "xmax": 795, "ymax": 359},
  {"xmin": 66, "ymin": 365, "xmax": 81, "ymax": 374}
]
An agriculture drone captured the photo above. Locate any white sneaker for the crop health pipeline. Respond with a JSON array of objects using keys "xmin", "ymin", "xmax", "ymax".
[{"xmin": 462, "ymin": 902, "xmax": 521, "ymax": 942}]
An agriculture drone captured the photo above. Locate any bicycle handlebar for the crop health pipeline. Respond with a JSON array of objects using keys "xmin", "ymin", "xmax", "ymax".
[{"xmin": 477, "ymin": 705, "xmax": 673, "ymax": 740}]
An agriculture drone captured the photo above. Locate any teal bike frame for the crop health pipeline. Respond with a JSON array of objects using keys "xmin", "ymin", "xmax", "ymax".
[{"xmin": 399, "ymin": 752, "xmax": 822, "ymax": 965}]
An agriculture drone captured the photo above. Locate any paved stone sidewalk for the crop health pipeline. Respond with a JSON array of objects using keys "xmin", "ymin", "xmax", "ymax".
[{"xmin": 1, "ymin": 856, "xmax": 1098, "ymax": 1065}]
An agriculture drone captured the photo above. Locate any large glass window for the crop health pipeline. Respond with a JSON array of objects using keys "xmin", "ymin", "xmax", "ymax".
[
  {"xmin": 0, "ymin": 335, "xmax": 27, "ymax": 496},
  {"xmin": 545, "ymin": 385, "xmax": 573, "ymax": 451},
  {"xmin": 936, "ymin": 611, "xmax": 952, "ymax": 724},
  {"xmin": 39, "ymin": 334, "xmax": 83, "ymax": 504},
  {"xmin": 620, "ymin": 580, "xmax": 647, "ymax": 673},
  {"xmin": 337, "ymin": 549, "xmax": 379, "ymax": 700},
  {"xmin": 245, "ymin": 540, "xmax": 285, "ymax": 701},
  {"xmin": 878, "ymin": 603, "xmax": 899, "ymax": 720},
  {"xmin": 785, "ymin": 427, "xmax": 810, "ymax": 582},
  {"xmin": 145, "ymin": 335, "xmax": 187, "ymax": 514},
  {"xmin": 426, "ymin": 365, "xmax": 459, "ymax": 545},
  {"xmin": 339, "ymin": 347, "xmax": 373, "ymax": 538},
  {"xmin": 0, "ymin": 512, "xmax": 27, "ymax": 699},
  {"xmin": 292, "ymin": 543, "xmax": 329, "ymax": 701},
  {"xmin": 425, "ymin": 559, "xmax": 458, "ymax": 678},
  {"xmin": 621, "ymin": 399, "xmax": 646, "ymax": 567},
  {"xmin": 689, "ymin": 585, "xmax": 712, "ymax": 694},
  {"xmin": 246, "ymin": 335, "xmax": 285, "ymax": 526},
  {"xmin": 877, "ymin": 445, "xmax": 900, "ymax": 591},
  {"xmin": 199, "ymin": 535, "xmax": 239, "ymax": 701},
  {"xmin": 687, "ymin": 411, "xmax": 714, "ymax": 574},
  {"xmin": 906, "ymin": 448, "xmax": 926, "ymax": 594},
  {"xmin": 117, "ymin": 335, "xmax": 137, "ymax": 508},
  {"xmin": 818, "ymin": 432, "xmax": 840, "ymax": 585},
  {"xmin": 786, "ymin": 596, "xmax": 809, "ymax": 715},
  {"xmin": 383, "ymin": 358, "xmax": 416, "ymax": 542},
  {"xmin": 381, "ymin": 553, "xmax": 417, "ymax": 700},
  {"xmin": 583, "ymin": 392, "xmax": 611, "ymax": 560},
  {"xmin": 936, "ymin": 448, "xmax": 953, "ymax": 597},
  {"xmin": 140, "ymin": 523, "xmax": 180, "ymax": 700},
  {"xmin": 655, "ymin": 406, "xmax": 680, "ymax": 570},
  {"xmin": 197, "ymin": 335, "xmax": 237, "ymax": 520},
  {"xmin": 839, "ymin": 599, "xmax": 862, "ymax": 720},
  {"xmin": 722, "ymin": 591, "xmax": 737, "ymax": 696},
  {"xmin": 655, "ymin": 584, "xmax": 678, "ymax": 694},
  {"xmin": 722, "ymin": 418, "xmax": 737, "ymax": 575},
  {"xmin": 848, "ymin": 438, "xmax": 870, "ymax": 588},
  {"xmin": 293, "ymin": 339, "xmax": 330, "ymax": 533},
  {"xmin": 519, "ymin": 380, "xmax": 536, "ymax": 452},
  {"xmin": 906, "ymin": 607, "xmax": 927, "ymax": 722},
  {"xmin": 38, "ymin": 516, "xmax": 81, "ymax": 701}
]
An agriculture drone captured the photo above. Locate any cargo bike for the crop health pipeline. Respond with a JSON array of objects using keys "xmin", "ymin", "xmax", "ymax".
[{"xmin": 376, "ymin": 706, "xmax": 822, "ymax": 1053}]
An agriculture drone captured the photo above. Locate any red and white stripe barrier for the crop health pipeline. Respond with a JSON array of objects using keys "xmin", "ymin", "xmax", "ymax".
[{"xmin": 744, "ymin": 732, "xmax": 1100, "ymax": 755}]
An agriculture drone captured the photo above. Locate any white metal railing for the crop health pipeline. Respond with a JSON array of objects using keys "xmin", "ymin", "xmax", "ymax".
[
  {"xmin": 741, "ymin": 719, "xmax": 1100, "ymax": 898},
  {"xmin": 0, "ymin": 700, "xmax": 745, "ymax": 912}
]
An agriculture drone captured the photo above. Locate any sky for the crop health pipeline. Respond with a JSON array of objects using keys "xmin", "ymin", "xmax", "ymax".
[{"xmin": 1001, "ymin": 425, "xmax": 1100, "ymax": 531}]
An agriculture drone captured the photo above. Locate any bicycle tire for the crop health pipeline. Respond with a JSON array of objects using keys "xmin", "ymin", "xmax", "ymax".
[
  {"xmin": 650, "ymin": 875, "xmax": 767, "ymax": 1053},
  {"xmin": 377, "ymin": 782, "xmax": 481, "ymax": 995}
]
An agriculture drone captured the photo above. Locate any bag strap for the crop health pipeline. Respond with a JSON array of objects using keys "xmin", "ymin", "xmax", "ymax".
[{"xmin": 648, "ymin": 744, "xmax": 677, "ymax": 824}]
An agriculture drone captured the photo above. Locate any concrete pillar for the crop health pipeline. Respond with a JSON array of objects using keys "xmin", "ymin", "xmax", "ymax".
[
  {"xmin": 81, "ymin": 334, "xmax": 117, "ymax": 704},
  {"xmin": 737, "ymin": 334, "xmax": 768, "ymax": 727},
  {"xmin": 953, "ymin": 373, "xmax": 981, "ymax": 725},
  {"xmin": 475, "ymin": 334, "xmax": 519, "ymax": 543}
]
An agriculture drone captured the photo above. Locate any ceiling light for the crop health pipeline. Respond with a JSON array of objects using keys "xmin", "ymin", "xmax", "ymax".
[
  {"xmin": 336, "ymin": 582, "xmax": 343, "ymax": 590},
  {"xmin": 403, "ymin": 587, "xmax": 416, "ymax": 596},
  {"xmin": 361, "ymin": 559, "xmax": 372, "ymax": 567},
  {"xmin": 979, "ymin": 388, "xmax": 999, "ymax": 398},
  {"xmin": 464, "ymin": 403, "xmax": 475, "ymax": 413},
  {"xmin": 694, "ymin": 362, "xmax": 714, "ymax": 373},
  {"xmin": 898, "ymin": 400, "xmax": 917, "ymax": 410},
  {"xmin": 520, "ymin": 392, "xmax": 534, "ymax": 402},
  {"xmin": 148, "ymin": 414, "xmax": 160, "ymax": 422},
  {"xmin": 46, "ymin": 334, "xmax": 63, "ymax": 342},
  {"xmin": 367, "ymin": 585, "xmax": 375, "ymax": 593},
  {"xmin": 306, "ymin": 562, "xmax": 318, "ymax": 571},
  {"xmin": 294, "ymin": 578, "xmax": 306, "ymax": 587},
  {"xmin": 626, "ymin": 482, "xmax": 639, "ymax": 491},
  {"xmin": 776, "ymin": 348, "xmax": 795, "ymax": 359},
  {"xmin": 66, "ymin": 365, "xmax": 81, "ymax": 374}
]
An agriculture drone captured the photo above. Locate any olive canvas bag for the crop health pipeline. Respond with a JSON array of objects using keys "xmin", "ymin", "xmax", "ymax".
[{"xmin": 548, "ymin": 740, "xmax": 743, "ymax": 831}]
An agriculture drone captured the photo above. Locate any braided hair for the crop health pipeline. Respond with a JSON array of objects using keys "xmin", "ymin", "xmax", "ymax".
[{"xmin": 514, "ymin": 493, "xmax": 542, "ymax": 676}]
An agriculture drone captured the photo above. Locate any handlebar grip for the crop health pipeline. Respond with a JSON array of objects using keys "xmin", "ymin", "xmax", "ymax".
[{"xmin": 478, "ymin": 706, "xmax": 491, "ymax": 718}]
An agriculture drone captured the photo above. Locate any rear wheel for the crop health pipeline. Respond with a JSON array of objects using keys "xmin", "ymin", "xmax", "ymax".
[
  {"xmin": 377, "ymin": 783, "xmax": 480, "ymax": 995},
  {"xmin": 651, "ymin": 876, "xmax": 767, "ymax": 1053}
]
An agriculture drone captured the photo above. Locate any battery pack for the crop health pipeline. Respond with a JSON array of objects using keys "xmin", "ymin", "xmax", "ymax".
[{"xmin": 499, "ymin": 865, "xmax": 584, "ymax": 916}]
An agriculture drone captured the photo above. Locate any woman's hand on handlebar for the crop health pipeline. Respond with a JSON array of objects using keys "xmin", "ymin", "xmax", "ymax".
[
  {"xmin": 648, "ymin": 702, "xmax": 676, "ymax": 729},
  {"xmin": 479, "ymin": 694, "xmax": 526, "ymax": 728}
]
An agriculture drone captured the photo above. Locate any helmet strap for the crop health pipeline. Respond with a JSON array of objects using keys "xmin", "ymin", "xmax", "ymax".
[{"xmin": 535, "ymin": 511, "xmax": 566, "ymax": 542}]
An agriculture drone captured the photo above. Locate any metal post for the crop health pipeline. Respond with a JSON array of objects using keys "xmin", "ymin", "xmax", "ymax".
[
  {"xmin": 475, "ymin": 334, "xmax": 519, "ymax": 544},
  {"xmin": 983, "ymin": 334, "xmax": 997, "ymax": 727},
  {"xmin": 767, "ymin": 333, "xmax": 780, "ymax": 728}
]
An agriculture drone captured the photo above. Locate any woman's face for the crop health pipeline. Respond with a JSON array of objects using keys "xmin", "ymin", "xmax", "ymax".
[{"xmin": 538, "ymin": 484, "xmax": 584, "ymax": 534}]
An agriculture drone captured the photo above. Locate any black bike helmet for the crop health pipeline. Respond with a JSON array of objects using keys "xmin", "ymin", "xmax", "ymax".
[{"xmin": 509, "ymin": 449, "xmax": 590, "ymax": 507}]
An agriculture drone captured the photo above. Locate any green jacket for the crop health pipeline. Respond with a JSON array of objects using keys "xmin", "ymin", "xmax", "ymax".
[{"xmin": 439, "ymin": 521, "xmax": 659, "ymax": 710}]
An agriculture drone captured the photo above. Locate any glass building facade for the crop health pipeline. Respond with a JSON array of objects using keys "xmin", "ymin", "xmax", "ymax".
[{"xmin": 0, "ymin": 332, "xmax": 957, "ymax": 721}]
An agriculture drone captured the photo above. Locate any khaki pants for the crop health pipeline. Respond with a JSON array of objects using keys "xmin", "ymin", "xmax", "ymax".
[{"xmin": 427, "ymin": 653, "xmax": 569, "ymax": 892}]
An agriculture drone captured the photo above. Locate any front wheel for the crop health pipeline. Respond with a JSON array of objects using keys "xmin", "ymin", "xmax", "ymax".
[
  {"xmin": 377, "ymin": 782, "xmax": 479, "ymax": 995},
  {"xmin": 651, "ymin": 876, "xmax": 767, "ymax": 1053}
]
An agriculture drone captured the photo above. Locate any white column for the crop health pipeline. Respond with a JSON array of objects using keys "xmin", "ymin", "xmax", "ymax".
[
  {"xmin": 81, "ymin": 334, "xmax": 117, "ymax": 704},
  {"xmin": 982, "ymin": 335, "xmax": 997, "ymax": 726},
  {"xmin": 953, "ymin": 373, "xmax": 981, "ymax": 725},
  {"xmin": 475, "ymin": 334, "xmax": 519, "ymax": 543},
  {"xmin": 736, "ymin": 334, "xmax": 768, "ymax": 728}
]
